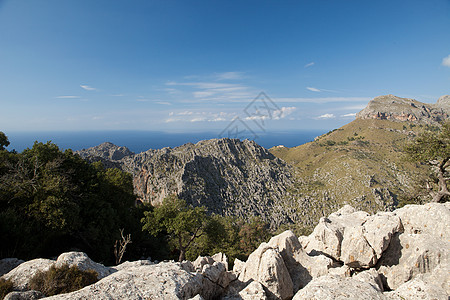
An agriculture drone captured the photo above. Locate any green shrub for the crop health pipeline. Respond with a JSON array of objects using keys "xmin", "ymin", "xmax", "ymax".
[
  {"xmin": 0, "ymin": 278, "xmax": 14, "ymax": 299},
  {"xmin": 29, "ymin": 264, "xmax": 98, "ymax": 296}
]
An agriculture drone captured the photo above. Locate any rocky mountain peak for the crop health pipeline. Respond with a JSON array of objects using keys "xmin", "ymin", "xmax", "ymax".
[
  {"xmin": 77, "ymin": 137, "xmax": 294, "ymax": 228},
  {"xmin": 437, "ymin": 95, "xmax": 450, "ymax": 108},
  {"xmin": 356, "ymin": 94, "xmax": 450, "ymax": 124},
  {"xmin": 77, "ymin": 142, "xmax": 134, "ymax": 161}
]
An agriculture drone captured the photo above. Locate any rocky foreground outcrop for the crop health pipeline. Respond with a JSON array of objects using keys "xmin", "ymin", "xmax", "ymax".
[
  {"xmin": 2, "ymin": 202, "xmax": 448, "ymax": 299},
  {"xmin": 356, "ymin": 94, "xmax": 450, "ymax": 124}
]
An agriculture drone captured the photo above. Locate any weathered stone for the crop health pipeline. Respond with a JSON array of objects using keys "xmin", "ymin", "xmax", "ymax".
[
  {"xmin": 193, "ymin": 256, "xmax": 214, "ymax": 272},
  {"xmin": 327, "ymin": 265, "xmax": 351, "ymax": 277},
  {"xmin": 0, "ymin": 258, "xmax": 24, "ymax": 276},
  {"xmin": 268, "ymin": 230, "xmax": 332, "ymax": 292},
  {"xmin": 341, "ymin": 225, "xmax": 376, "ymax": 268},
  {"xmin": 378, "ymin": 232, "xmax": 449, "ymax": 290},
  {"xmin": 239, "ymin": 243, "xmax": 293, "ymax": 300},
  {"xmin": 304, "ymin": 206, "xmax": 402, "ymax": 268},
  {"xmin": 232, "ymin": 259, "xmax": 245, "ymax": 276},
  {"xmin": 302, "ymin": 205, "xmax": 368, "ymax": 260},
  {"xmin": 395, "ymin": 202, "xmax": 450, "ymax": 240},
  {"xmin": 352, "ymin": 269, "xmax": 383, "ymax": 292},
  {"xmin": 55, "ymin": 252, "xmax": 114, "ymax": 279},
  {"xmin": 44, "ymin": 262, "xmax": 204, "ymax": 300},
  {"xmin": 238, "ymin": 281, "xmax": 268, "ymax": 300},
  {"xmin": 292, "ymin": 275, "xmax": 386, "ymax": 300},
  {"xmin": 4, "ymin": 290, "xmax": 45, "ymax": 300},
  {"xmin": 2, "ymin": 259, "xmax": 54, "ymax": 290},
  {"xmin": 362, "ymin": 212, "xmax": 402, "ymax": 260},
  {"xmin": 112, "ymin": 260, "xmax": 154, "ymax": 272},
  {"xmin": 377, "ymin": 203, "xmax": 450, "ymax": 290},
  {"xmin": 384, "ymin": 278, "xmax": 448, "ymax": 300},
  {"xmin": 211, "ymin": 252, "xmax": 228, "ymax": 271}
]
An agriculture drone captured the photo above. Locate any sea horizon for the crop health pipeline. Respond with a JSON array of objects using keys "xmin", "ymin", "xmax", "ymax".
[{"xmin": 5, "ymin": 129, "xmax": 326, "ymax": 153}]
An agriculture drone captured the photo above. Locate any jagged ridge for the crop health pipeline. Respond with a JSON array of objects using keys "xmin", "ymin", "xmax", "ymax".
[{"xmin": 77, "ymin": 138, "xmax": 294, "ymax": 228}]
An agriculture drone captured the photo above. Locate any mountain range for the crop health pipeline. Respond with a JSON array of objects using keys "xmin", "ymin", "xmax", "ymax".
[{"xmin": 76, "ymin": 94, "xmax": 450, "ymax": 231}]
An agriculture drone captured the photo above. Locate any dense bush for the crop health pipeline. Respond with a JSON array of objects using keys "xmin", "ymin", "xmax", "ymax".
[
  {"xmin": 0, "ymin": 141, "xmax": 139, "ymax": 263},
  {"xmin": 29, "ymin": 264, "xmax": 98, "ymax": 296},
  {"xmin": 0, "ymin": 278, "xmax": 13, "ymax": 299}
]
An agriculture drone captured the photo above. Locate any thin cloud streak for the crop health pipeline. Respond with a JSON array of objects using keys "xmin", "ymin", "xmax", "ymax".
[
  {"xmin": 306, "ymin": 87, "xmax": 321, "ymax": 92},
  {"xmin": 55, "ymin": 96, "xmax": 80, "ymax": 99},
  {"xmin": 275, "ymin": 97, "xmax": 371, "ymax": 104},
  {"xmin": 304, "ymin": 62, "xmax": 315, "ymax": 68},
  {"xmin": 80, "ymin": 85, "xmax": 97, "ymax": 91}
]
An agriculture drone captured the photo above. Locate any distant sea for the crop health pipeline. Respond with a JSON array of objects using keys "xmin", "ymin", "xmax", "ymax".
[{"xmin": 6, "ymin": 130, "xmax": 326, "ymax": 153}]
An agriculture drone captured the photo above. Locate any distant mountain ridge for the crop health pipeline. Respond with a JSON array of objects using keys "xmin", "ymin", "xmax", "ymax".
[
  {"xmin": 77, "ymin": 94, "xmax": 449, "ymax": 231},
  {"xmin": 356, "ymin": 94, "xmax": 450, "ymax": 124}
]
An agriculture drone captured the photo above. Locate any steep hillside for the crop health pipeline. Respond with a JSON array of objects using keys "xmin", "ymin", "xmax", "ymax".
[{"xmin": 271, "ymin": 95, "xmax": 449, "ymax": 228}]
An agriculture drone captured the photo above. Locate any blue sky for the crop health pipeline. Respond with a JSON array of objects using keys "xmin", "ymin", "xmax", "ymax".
[{"xmin": 0, "ymin": 0, "xmax": 449, "ymax": 134}]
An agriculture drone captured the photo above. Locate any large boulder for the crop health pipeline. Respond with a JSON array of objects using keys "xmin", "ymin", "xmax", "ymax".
[
  {"xmin": 238, "ymin": 243, "xmax": 293, "ymax": 300},
  {"xmin": 302, "ymin": 205, "xmax": 402, "ymax": 268},
  {"xmin": 55, "ymin": 252, "xmax": 114, "ymax": 279},
  {"xmin": 292, "ymin": 274, "xmax": 386, "ymax": 300},
  {"xmin": 301, "ymin": 205, "xmax": 369, "ymax": 260},
  {"xmin": 44, "ymin": 262, "xmax": 204, "ymax": 300},
  {"xmin": 238, "ymin": 281, "xmax": 268, "ymax": 300},
  {"xmin": 384, "ymin": 278, "xmax": 448, "ymax": 300},
  {"xmin": 0, "ymin": 258, "xmax": 24, "ymax": 277},
  {"xmin": 268, "ymin": 230, "xmax": 333, "ymax": 292},
  {"xmin": 1, "ymin": 259, "xmax": 54, "ymax": 290},
  {"xmin": 377, "ymin": 203, "xmax": 450, "ymax": 290}
]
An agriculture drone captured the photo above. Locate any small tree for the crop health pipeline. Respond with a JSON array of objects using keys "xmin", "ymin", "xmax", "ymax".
[
  {"xmin": 0, "ymin": 132, "xmax": 9, "ymax": 151},
  {"xmin": 114, "ymin": 228, "xmax": 132, "ymax": 265},
  {"xmin": 141, "ymin": 195, "xmax": 207, "ymax": 262},
  {"xmin": 405, "ymin": 121, "xmax": 450, "ymax": 202}
]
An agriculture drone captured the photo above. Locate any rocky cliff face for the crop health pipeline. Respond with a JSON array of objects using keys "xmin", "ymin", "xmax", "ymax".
[
  {"xmin": 356, "ymin": 94, "xmax": 450, "ymax": 124},
  {"xmin": 77, "ymin": 138, "xmax": 294, "ymax": 228}
]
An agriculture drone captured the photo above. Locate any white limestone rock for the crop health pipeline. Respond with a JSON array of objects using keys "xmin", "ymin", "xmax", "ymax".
[
  {"xmin": 238, "ymin": 243, "xmax": 293, "ymax": 300},
  {"xmin": 292, "ymin": 275, "xmax": 386, "ymax": 300},
  {"xmin": 44, "ymin": 262, "xmax": 204, "ymax": 300},
  {"xmin": 55, "ymin": 252, "xmax": 114, "ymax": 279},
  {"xmin": 2, "ymin": 258, "xmax": 54, "ymax": 290},
  {"xmin": 384, "ymin": 278, "xmax": 448, "ymax": 300},
  {"xmin": 238, "ymin": 281, "xmax": 268, "ymax": 300},
  {"xmin": 268, "ymin": 230, "xmax": 333, "ymax": 292}
]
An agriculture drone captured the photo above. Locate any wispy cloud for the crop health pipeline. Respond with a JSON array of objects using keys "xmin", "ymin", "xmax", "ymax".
[
  {"xmin": 165, "ymin": 79, "xmax": 254, "ymax": 103},
  {"xmin": 317, "ymin": 113, "xmax": 335, "ymax": 119},
  {"xmin": 214, "ymin": 71, "xmax": 245, "ymax": 80},
  {"xmin": 55, "ymin": 96, "xmax": 80, "ymax": 99},
  {"xmin": 306, "ymin": 87, "xmax": 321, "ymax": 92},
  {"xmin": 275, "ymin": 97, "xmax": 371, "ymax": 103},
  {"xmin": 304, "ymin": 62, "xmax": 315, "ymax": 68},
  {"xmin": 156, "ymin": 101, "xmax": 172, "ymax": 105},
  {"xmin": 442, "ymin": 54, "xmax": 450, "ymax": 67},
  {"xmin": 341, "ymin": 113, "xmax": 357, "ymax": 117},
  {"xmin": 80, "ymin": 85, "xmax": 97, "ymax": 91}
]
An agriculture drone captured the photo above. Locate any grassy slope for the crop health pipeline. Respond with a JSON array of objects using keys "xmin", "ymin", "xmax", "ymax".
[{"xmin": 271, "ymin": 119, "xmax": 430, "ymax": 231}]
